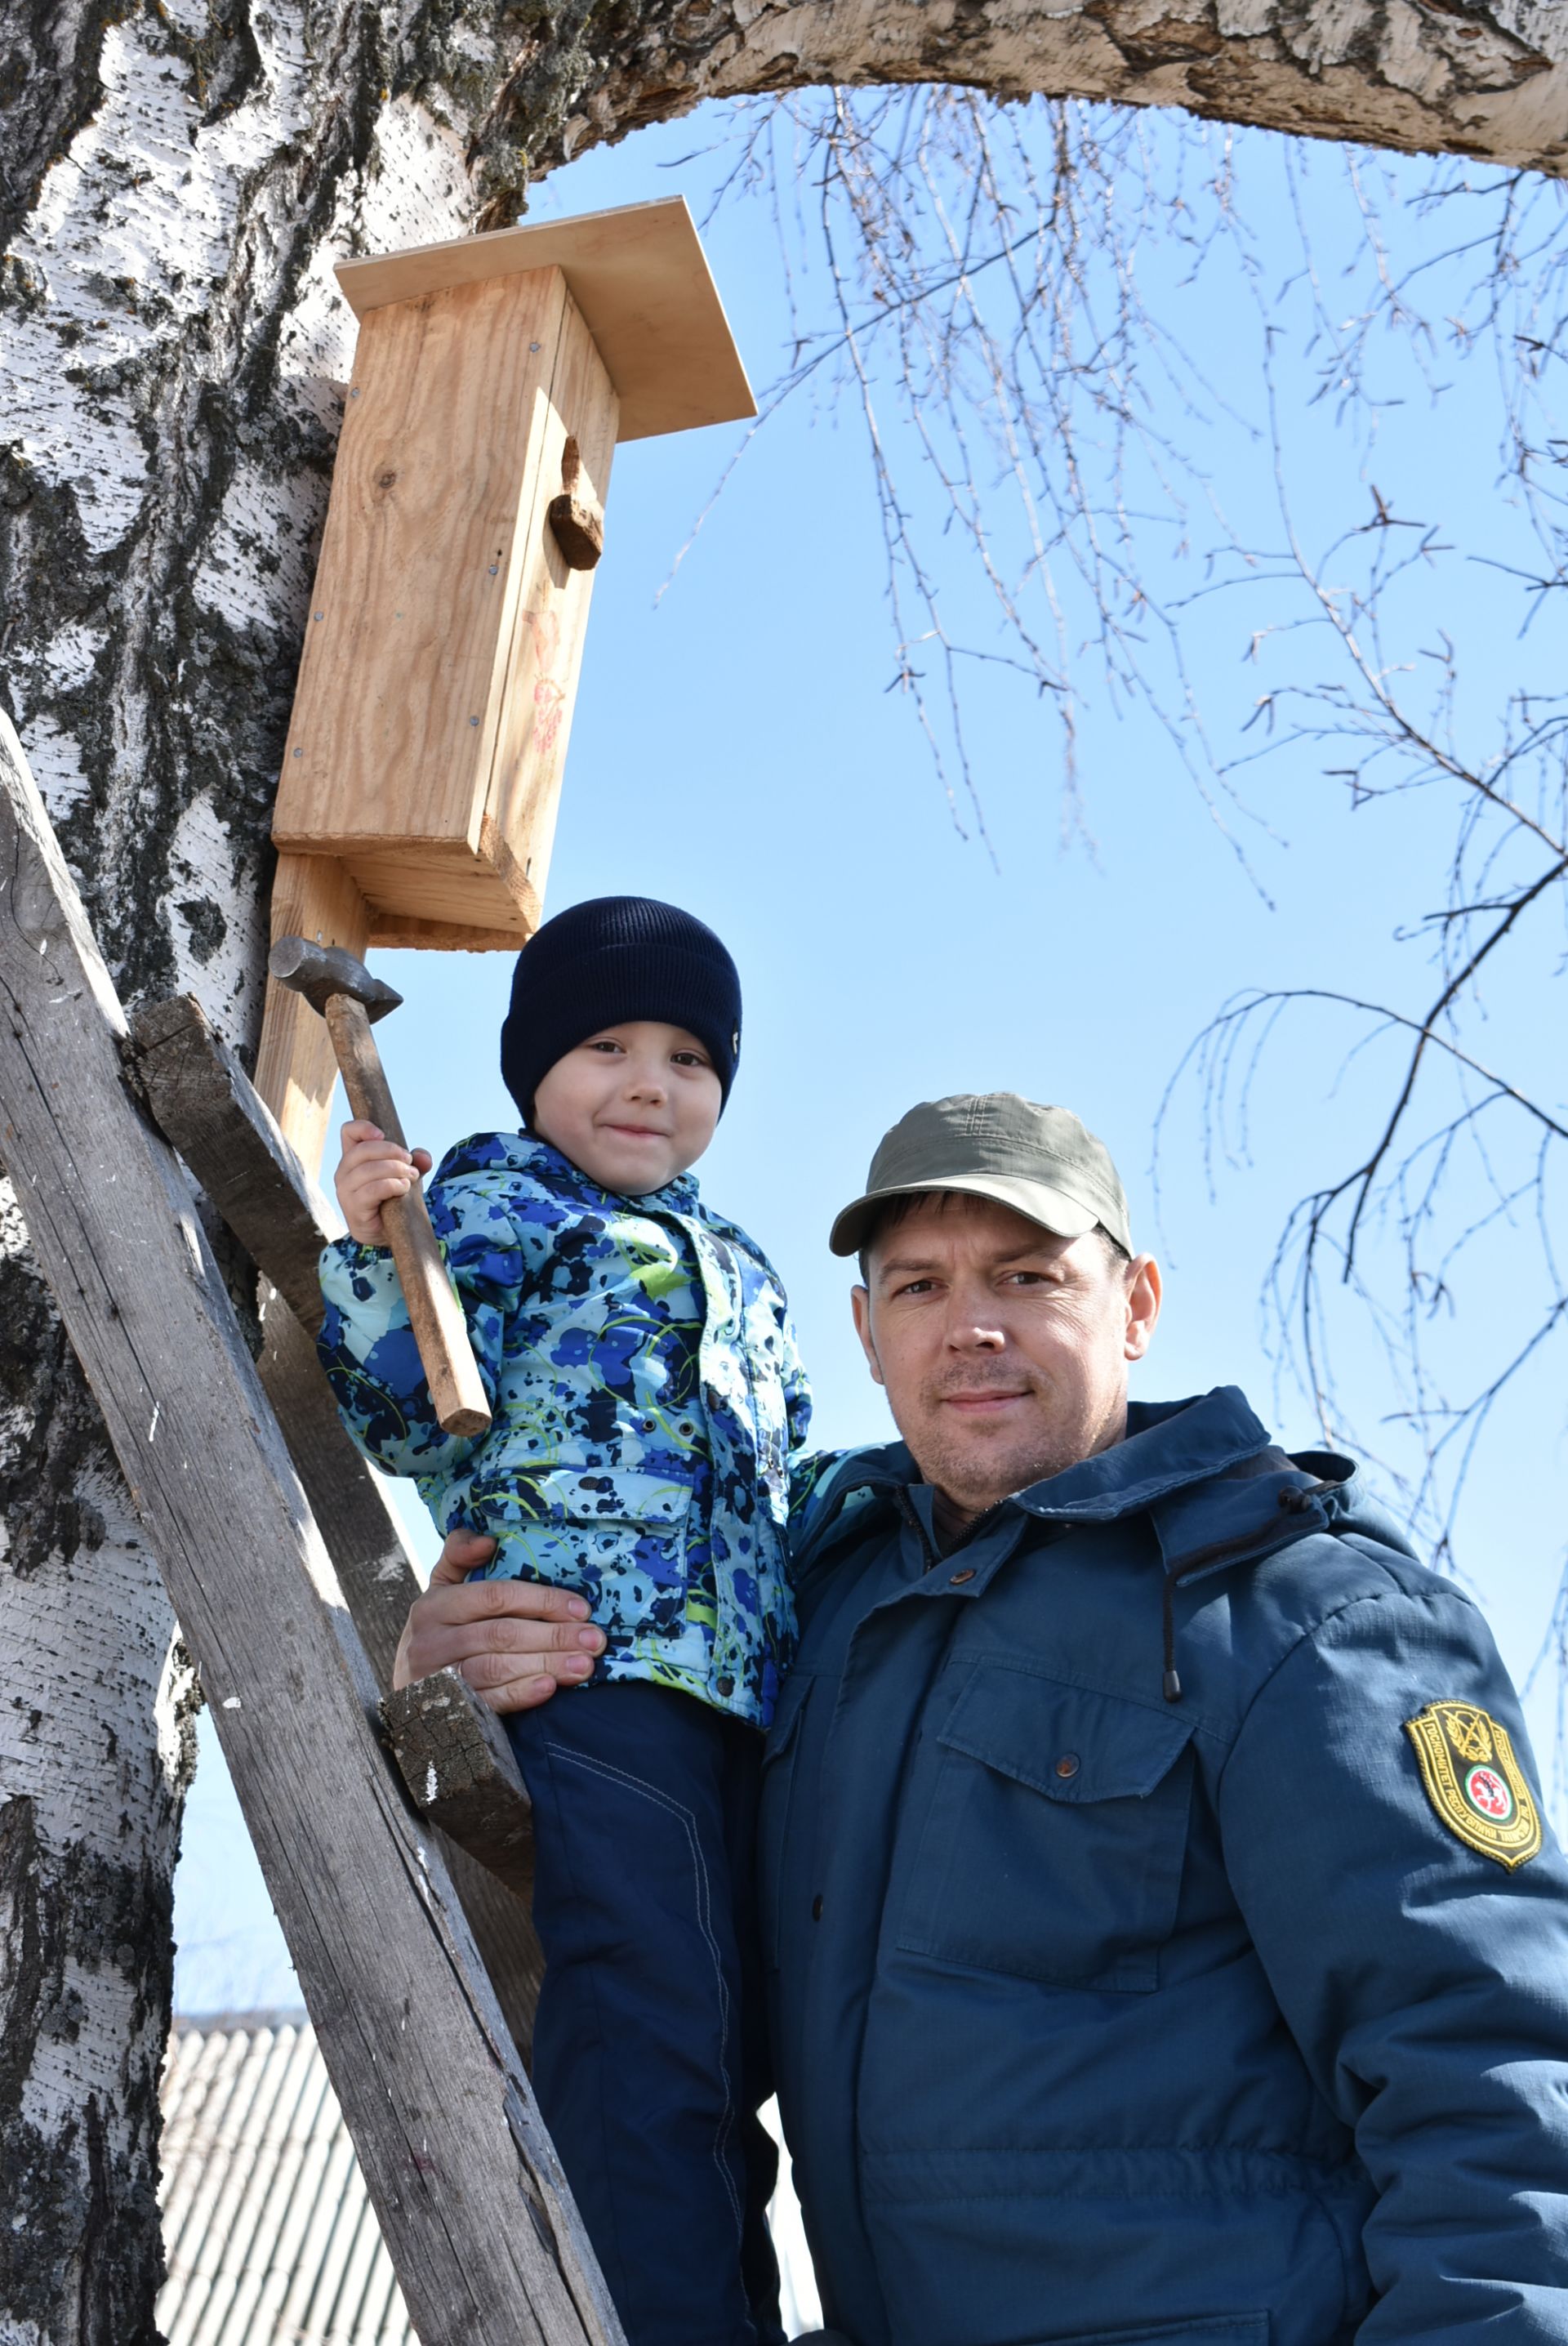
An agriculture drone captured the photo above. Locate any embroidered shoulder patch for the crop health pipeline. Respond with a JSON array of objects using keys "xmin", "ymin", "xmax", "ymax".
[{"xmin": 1405, "ymin": 1702, "xmax": 1542, "ymax": 1870}]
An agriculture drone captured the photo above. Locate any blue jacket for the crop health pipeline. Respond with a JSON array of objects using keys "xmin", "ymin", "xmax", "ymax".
[
  {"xmin": 318, "ymin": 1133, "xmax": 811, "ymax": 1727},
  {"xmin": 764, "ymin": 1387, "xmax": 1568, "ymax": 2346}
]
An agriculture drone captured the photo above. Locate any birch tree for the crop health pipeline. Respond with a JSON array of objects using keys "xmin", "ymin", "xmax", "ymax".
[{"xmin": 4, "ymin": 0, "xmax": 1568, "ymax": 2335}]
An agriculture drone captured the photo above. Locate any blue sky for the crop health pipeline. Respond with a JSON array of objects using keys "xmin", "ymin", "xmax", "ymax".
[{"xmin": 174, "ymin": 101, "xmax": 1568, "ymax": 2012}]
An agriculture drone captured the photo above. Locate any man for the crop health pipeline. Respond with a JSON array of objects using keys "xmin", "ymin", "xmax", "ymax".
[{"xmin": 399, "ymin": 1094, "xmax": 1568, "ymax": 2346}]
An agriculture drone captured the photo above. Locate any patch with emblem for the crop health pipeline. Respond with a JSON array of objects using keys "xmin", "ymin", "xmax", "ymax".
[{"xmin": 1405, "ymin": 1702, "xmax": 1542, "ymax": 1869}]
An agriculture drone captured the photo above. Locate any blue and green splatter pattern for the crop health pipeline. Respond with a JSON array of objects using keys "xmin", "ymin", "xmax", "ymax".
[{"xmin": 316, "ymin": 1132, "xmax": 812, "ymax": 1728}]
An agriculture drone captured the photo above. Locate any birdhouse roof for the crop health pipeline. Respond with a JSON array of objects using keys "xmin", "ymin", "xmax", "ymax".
[{"xmin": 335, "ymin": 197, "xmax": 755, "ymax": 444}]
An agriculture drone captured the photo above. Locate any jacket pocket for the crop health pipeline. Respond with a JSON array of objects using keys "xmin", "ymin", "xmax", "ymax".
[
  {"xmin": 469, "ymin": 1465, "xmax": 695, "ymax": 1531},
  {"xmin": 1023, "ymin": 2318, "xmax": 1267, "ymax": 2346},
  {"xmin": 759, "ymin": 1669, "xmax": 813, "ymax": 1967},
  {"xmin": 896, "ymin": 1661, "xmax": 1196, "ymax": 1991}
]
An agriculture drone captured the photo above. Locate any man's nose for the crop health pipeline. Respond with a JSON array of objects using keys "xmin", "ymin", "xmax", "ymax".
[
  {"xmin": 626, "ymin": 1064, "xmax": 667, "ymax": 1101},
  {"xmin": 944, "ymin": 1288, "xmax": 1005, "ymax": 1349}
]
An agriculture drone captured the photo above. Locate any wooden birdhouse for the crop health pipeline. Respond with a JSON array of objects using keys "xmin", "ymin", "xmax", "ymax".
[{"xmin": 258, "ymin": 196, "xmax": 754, "ymax": 1166}]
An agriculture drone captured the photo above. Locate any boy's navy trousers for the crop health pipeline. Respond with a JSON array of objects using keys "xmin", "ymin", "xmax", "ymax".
[{"xmin": 506, "ymin": 1680, "xmax": 785, "ymax": 2346}]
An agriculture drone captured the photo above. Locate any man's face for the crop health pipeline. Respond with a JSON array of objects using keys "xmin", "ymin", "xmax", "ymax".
[{"xmin": 852, "ymin": 1193, "xmax": 1162, "ymax": 1520}]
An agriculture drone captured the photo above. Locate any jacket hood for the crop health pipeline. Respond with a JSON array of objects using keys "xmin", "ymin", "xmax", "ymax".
[
  {"xmin": 793, "ymin": 1387, "xmax": 1418, "ymax": 1682},
  {"xmin": 801, "ymin": 1387, "xmax": 1290, "ymax": 1540}
]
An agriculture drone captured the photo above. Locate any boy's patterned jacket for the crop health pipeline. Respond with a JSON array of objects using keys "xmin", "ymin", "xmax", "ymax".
[{"xmin": 317, "ymin": 1132, "xmax": 813, "ymax": 1728}]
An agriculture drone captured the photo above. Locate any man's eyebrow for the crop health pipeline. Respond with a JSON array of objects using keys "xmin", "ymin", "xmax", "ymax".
[{"xmin": 874, "ymin": 1244, "xmax": 1066, "ymax": 1279}]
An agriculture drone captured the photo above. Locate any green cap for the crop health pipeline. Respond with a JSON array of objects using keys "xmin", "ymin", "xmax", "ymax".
[{"xmin": 829, "ymin": 1092, "xmax": 1133, "ymax": 1260}]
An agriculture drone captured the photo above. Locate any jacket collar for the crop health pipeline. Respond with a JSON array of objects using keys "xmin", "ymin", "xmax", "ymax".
[
  {"xmin": 795, "ymin": 1391, "xmax": 1414, "ymax": 1710},
  {"xmin": 443, "ymin": 1129, "xmax": 703, "ymax": 1219},
  {"xmin": 1011, "ymin": 1386, "xmax": 1273, "ymax": 1524},
  {"xmin": 795, "ymin": 1387, "xmax": 1371, "ymax": 1578},
  {"xmin": 813, "ymin": 1388, "xmax": 1270, "ymax": 1519}
]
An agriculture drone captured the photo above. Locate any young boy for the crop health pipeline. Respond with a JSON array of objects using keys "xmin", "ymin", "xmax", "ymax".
[{"xmin": 317, "ymin": 896, "xmax": 809, "ymax": 2346}]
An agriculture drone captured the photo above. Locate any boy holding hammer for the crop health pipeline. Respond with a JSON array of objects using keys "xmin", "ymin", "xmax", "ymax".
[{"xmin": 317, "ymin": 896, "xmax": 809, "ymax": 2346}]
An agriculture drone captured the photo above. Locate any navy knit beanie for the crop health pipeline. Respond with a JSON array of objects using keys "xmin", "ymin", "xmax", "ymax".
[{"xmin": 501, "ymin": 896, "xmax": 742, "ymax": 1126}]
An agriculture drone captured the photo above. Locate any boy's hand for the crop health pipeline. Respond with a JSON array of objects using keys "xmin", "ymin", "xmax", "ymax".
[
  {"xmin": 393, "ymin": 1529, "xmax": 607, "ymax": 1711},
  {"xmin": 333, "ymin": 1117, "xmax": 434, "ymax": 1247}
]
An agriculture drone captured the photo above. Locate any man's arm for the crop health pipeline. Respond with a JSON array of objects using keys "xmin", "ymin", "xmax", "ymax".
[
  {"xmin": 394, "ymin": 1529, "xmax": 608, "ymax": 1710},
  {"xmin": 1219, "ymin": 1578, "xmax": 1568, "ymax": 2341}
]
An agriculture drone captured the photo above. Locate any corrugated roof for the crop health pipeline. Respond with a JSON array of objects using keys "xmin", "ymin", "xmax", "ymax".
[
  {"xmin": 159, "ymin": 2014, "xmax": 822, "ymax": 2344},
  {"xmin": 158, "ymin": 2014, "xmax": 416, "ymax": 2346}
]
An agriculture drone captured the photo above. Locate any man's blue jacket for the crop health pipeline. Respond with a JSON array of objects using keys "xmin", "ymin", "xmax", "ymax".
[{"xmin": 763, "ymin": 1388, "xmax": 1568, "ymax": 2346}]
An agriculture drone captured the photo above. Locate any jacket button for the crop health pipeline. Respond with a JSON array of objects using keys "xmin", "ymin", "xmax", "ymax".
[
  {"xmin": 949, "ymin": 1567, "xmax": 976, "ymax": 1585},
  {"xmin": 811, "ymin": 1894, "xmax": 824, "ymax": 1921},
  {"xmin": 1054, "ymin": 1753, "xmax": 1080, "ymax": 1779}
]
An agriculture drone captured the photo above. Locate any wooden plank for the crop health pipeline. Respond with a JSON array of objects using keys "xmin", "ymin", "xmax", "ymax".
[
  {"xmin": 255, "ymin": 1293, "xmax": 546, "ymax": 2056},
  {"xmin": 350, "ymin": 838, "xmax": 538, "ymax": 945},
  {"xmin": 366, "ymin": 909, "xmax": 540, "ymax": 952},
  {"xmin": 128, "ymin": 994, "xmax": 335, "ymax": 1336},
  {"xmin": 336, "ymin": 198, "xmax": 755, "ymax": 443},
  {"xmin": 255, "ymin": 852, "xmax": 368, "ymax": 1175},
  {"xmin": 127, "ymin": 992, "xmax": 546, "ymax": 2040},
  {"xmin": 0, "ymin": 711, "xmax": 619, "ymax": 2346},
  {"xmin": 273, "ymin": 267, "xmax": 568, "ymax": 863},
  {"xmin": 384, "ymin": 1670, "xmax": 535, "ymax": 1905},
  {"xmin": 251, "ymin": 1283, "xmax": 420, "ymax": 1690},
  {"xmin": 482, "ymin": 292, "xmax": 618, "ymax": 924},
  {"xmin": 129, "ymin": 989, "xmax": 424, "ymax": 1678}
]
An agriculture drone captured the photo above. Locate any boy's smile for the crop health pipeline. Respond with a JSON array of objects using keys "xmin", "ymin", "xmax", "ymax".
[{"xmin": 531, "ymin": 1022, "xmax": 724, "ymax": 1195}]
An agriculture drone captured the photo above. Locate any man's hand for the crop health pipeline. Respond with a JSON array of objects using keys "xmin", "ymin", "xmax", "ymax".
[
  {"xmin": 334, "ymin": 1117, "xmax": 434, "ymax": 1247},
  {"xmin": 393, "ymin": 1528, "xmax": 607, "ymax": 1711}
]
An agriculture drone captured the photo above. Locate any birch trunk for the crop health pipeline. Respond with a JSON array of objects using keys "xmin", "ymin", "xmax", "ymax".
[
  {"xmin": 0, "ymin": 1215, "xmax": 197, "ymax": 2343},
  {"xmin": 2, "ymin": 0, "xmax": 1565, "ymax": 2333},
  {"xmin": 1, "ymin": 10, "xmax": 478, "ymax": 2334}
]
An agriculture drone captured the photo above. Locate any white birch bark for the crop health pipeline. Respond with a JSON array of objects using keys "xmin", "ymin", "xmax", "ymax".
[
  {"xmin": 2, "ymin": 0, "xmax": 1565, "ymax": 2333},
  {"xmin": 0, "ymin": 1260, "xmax": 196, "ymax": 2344},
  {"xmin": 598, "ymin": 0, "xmax": 1568, "ymax": 181},
  {"xmin": 1, "ymin": 9, "xmax": 478, "ymax": 2333}
]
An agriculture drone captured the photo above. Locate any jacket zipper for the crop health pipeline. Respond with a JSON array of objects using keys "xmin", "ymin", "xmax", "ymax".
[
  {"xmin": 893, "ymin": 1485, "xmax": 1010, "ymax": 1570},
  {"xmin": 894, "ymin": 1485, "xmax": 939, "ymax": 1572}
]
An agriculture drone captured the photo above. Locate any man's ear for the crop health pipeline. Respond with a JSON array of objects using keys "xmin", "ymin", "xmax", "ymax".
[
  {"xmin": 1124, "ymin": 1255, "xmax": 1162, "ymax": 1362},
  {"xmin": 850, "ymin": 1283, "xmax": 886, "ymax": 1388}
]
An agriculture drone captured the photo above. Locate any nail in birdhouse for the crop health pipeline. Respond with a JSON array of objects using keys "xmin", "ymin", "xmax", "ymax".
[{"xmin": 270, "ymin": 198, "xmax": 755, "ymax": 951}]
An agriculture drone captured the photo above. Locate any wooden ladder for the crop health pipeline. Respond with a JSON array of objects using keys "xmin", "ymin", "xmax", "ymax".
[{"xmin": 0, "ymin": 711, "xmax": 621, "ymax": 2346}]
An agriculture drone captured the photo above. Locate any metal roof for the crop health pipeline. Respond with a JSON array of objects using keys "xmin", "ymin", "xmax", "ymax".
[
  {"xmin": 159, "ymin": 2012, "xmax": 822, "ymax": 2343},
  {"xmin": 158, "ymin": 2014, "xmax": 415, "ymax": 2346}
]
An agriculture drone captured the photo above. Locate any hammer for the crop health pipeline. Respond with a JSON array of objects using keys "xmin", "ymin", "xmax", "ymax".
[{"xmin": 269, "ymin": 936, "xmax": 492, "ymax": 1439}]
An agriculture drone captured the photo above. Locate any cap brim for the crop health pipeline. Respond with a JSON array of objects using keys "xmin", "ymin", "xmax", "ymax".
[{"xmin": 829, "ymin": 1173, "xmax": 1101, "ymax": 1260}]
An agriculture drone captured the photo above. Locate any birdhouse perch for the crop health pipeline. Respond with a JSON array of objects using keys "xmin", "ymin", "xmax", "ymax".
[{"xmin": 257, "ymin": 196, "xmax": 754, "ymax": 1167}]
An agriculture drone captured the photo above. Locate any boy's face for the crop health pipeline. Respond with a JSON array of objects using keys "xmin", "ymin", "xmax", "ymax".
[{"xmin": 531, "ymin": 1021, "xmax": 724, "ymax": 1194}]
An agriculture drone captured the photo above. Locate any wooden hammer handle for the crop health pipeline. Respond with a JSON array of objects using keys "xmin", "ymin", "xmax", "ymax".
[{"xmin": 325, "ymin": 994, "xmax": 492, "ymax": 1440}]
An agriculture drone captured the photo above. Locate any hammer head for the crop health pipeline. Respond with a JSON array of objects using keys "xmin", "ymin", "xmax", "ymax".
[{"xmin": 269, "ymin": 936, "xmax": 403, "ymax": 1024}]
